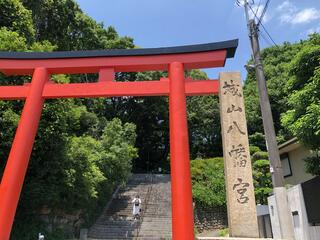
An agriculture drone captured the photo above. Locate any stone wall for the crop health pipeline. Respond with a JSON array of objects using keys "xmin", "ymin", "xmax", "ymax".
[
  {"xmin": 38, "ymin": 207, "xmax": 84, "ymax": 238},
  {"xmin": 194, "ymin": 206, "xmax": 227, "ymax": 232}
]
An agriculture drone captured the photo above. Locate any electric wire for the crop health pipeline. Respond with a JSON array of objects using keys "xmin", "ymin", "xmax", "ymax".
[
  {"xmin": 260, "ymin": 31, "xmax": 274, "ymax": 46},
  {"xmin": 248, "ymin": 4, "xmax": 278, "ymax": 47},
  {"xmin": 254, "ymin": 0, "xmax": 262, "ymax": 16},
  {"xmin": 236, "ymin": 0, "xmax": 278, "ymax": 47},
  {"xmin": 257, "ymin": 0, "xmax": 270, "ymax": 28},
  {"xmin": 259, "ymin": 22, "xmax": 278, "ymax": 47}
]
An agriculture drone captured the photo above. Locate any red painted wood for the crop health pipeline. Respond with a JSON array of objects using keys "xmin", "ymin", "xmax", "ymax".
[
  {"xmin": 0, "ymin": 68, "xmax": 48, "ymax": 239},
  {"xmin": 0, "ymin": 85, "xmax": 29, "ymax": 100},
  {"xmin": 98, "ymin": 68, "xmax": 115, "ymax": 82},
  {"xmin": 0, "ymin": 79, "xmax": 219, "ymax": 100},
  {"xmin": 0, "ymin": 50, "xmax": 226, "ymax": 75},
  {"xmin": 169, "ymin": 62, "xmax": 195, "ymax": 240}
]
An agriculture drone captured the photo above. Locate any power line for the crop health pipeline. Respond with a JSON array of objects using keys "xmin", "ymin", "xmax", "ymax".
[
  {"xmin": 259, "ymin": 30, "xmax": 271, "ymax": 45},
  {"xmin": 247, "ymin": 4, "xmax": 278, "ymax": 47},
  {"xmin": 257, "ymin": 0, "xmax": 270, "ymax": 28},
  {"xmin": 254, "ymin": 0, "xmax": 262, "ymax": 16},
  {"xmin": 247, "ymin": 4, "xmax": 260, "ymax": 22},
  {"xmin": 236, "ymin": 0, "xmax": 254, "ymax": 7},
  {"xmin": 260, "ymin": 31, "xmax": 273, "ymax": 46},
  {"xmin": 238, "ymin": 0, "xmax": 278, "ymax": 47},
  {"xmin": 259, "ymin": 22, "xmax": 278, "ymax": 47}
]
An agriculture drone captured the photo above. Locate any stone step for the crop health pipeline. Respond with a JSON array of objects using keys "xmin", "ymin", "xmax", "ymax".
[
  {"xmin": 91, "ymin": 222, "xmax": 138, "ymax": 227},
  {"xmin": 88, "ymin": 174, "xmax": 172, "ymax": 239}
]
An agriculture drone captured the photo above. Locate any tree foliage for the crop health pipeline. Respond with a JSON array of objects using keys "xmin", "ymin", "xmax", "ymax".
[
  {"xmin": 187, "ymin": 95, "xmax": 222, "ymax": 159},
  {"xmin": 243, "ymin": 33, "xmax": 320, "ymax": 175},
  {"xmin": 191, "ymin": 158, "xmax": 226, "ymax": 208},
  {"xmin": 0, "ymin": 0, "xmax": 35, "ymax": 41},
  {"xmin": 251, "ymin": 149, "xmax": 272, "ymax": 204},
  {"xmin": 281, "ymin": 34, "xmax": 320, "ymax": 175},
  {"xmin": 0, "ymin": 1, "xmax": 138, "ymax": 238},
  {"xmin": 22, "ymin": 0, "xmax": 134, "ymax": 51},
  {"xmin": 243, "ymin": 38, "xmax": 308, "ymax": 145}
]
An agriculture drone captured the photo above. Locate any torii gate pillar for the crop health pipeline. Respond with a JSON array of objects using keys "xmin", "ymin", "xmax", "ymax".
[
  {"xmin": 169, "ymin": 62, "xmax": 195, "ymax": 240},
  {"xmin": 0, "ymin": 68, "xmax": 48, "ymax": 239}
]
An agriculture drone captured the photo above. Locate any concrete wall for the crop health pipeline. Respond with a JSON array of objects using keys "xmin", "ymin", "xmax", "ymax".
[
  {"xmin": 282, "ymin": 145, "xmax": 314, "ymax": 186},
  {"xmin": 287, "ymin": 185, "xmax": 311, "ymax": 240},
  {"xmin": 309, "ymin": 226, "xmax": 320, "ymax": 240},
  {"xmin": 268, "ymin": 184, "xmax": 320, "ymax": 240},
  {"xmin": 257, "ymin": 215, "xmax": 272, "ymax": 238},
  {"xmin": 256, "ymin": 205, "xmax": 272, "ymax": 238},
  {"xmin": 268, "ymin": 193, "xmax": 282, "ymax": 238}
]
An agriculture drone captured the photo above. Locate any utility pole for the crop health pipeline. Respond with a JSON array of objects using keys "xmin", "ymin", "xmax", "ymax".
[{"xmin": 242, "ymin": 0, "xmax": 295, "ymax": 239}]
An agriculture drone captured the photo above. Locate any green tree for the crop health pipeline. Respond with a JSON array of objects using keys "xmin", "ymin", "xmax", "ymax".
[
  {"xmin": 249, "ymin": 132, "xmax": 266, "ymax": 151},
  {"xmin": 22, "ymin": 0, "xmax": 134, "ymax": 51},
  {"xmin": 99, "ymin": 118, "xmax": 138, "ymax": 183},
  {"xmin": 243, "ymin": 38, "xmax": 307, "ymax": 144},
  {"xmin": 281, "ymin": 35, "xmax": 320, "ymax": 175},
  {"xmin": 187, "ymin": 95, "xmax": 221, "ymax": 159},
  {"xmin": 0, "ymin": 27, "xmax": 27, "ymax": 51},
  {"xmin": 186, "ymin": 70, "xmax": 223, "ymax": 159},
  {"xmin": 0, "ymin": 0, "xmax": 35, "ymax": 41},
  {"xmin": 251, "ymin": 150, "xmax": 272, "ymax": 204},
  {"xmin": 97, "ymin": 70, "xmax": 170, "ymax": 172},
  {"xmin": 0, "ymin": 1, "xmax": 140, "ymax": 238}
]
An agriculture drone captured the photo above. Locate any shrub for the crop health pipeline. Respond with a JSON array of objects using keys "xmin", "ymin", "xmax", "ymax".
[{"xmin": 191, "ymin": 158, "xmax": 226, "ymax": 208}]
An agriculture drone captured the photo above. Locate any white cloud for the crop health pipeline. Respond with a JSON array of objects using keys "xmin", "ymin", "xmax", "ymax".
[
  {"xmin": 277, "ymin": 1, "xmax": 296, "ymax": 12},
  {"xmin": 292, "ymin": 8, "xmax": 320, "ymax": 24},
  {"xmin": 277, "ymin": 1, "xmax": 320, "ymax": 25}
]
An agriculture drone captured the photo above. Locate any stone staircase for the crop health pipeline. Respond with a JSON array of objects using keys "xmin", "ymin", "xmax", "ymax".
[{"xmin": 88, "ymin": 174, "xmax": 172, "ymax": 240}]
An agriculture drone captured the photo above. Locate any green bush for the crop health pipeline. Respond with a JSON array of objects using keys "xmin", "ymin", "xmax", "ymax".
[
  {"xmin": 249, "ymin": 145, "xmax": 261, "ymax": 155},
  {"xmin": 191, "ymin": 158, "xmax": 226, "ymax": 208},
  {"xmin": 252, "ymin": 151, "xmax": 272, "ymax": 204},
  {"xmin": 218, "ymin": 228, "xmax": 229, "ymax": 237}
]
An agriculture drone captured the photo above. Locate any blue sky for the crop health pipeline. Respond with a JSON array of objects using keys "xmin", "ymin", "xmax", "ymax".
[{"xmin": 76, "ymin": 0, "xmax": 320, "ymax": 79}]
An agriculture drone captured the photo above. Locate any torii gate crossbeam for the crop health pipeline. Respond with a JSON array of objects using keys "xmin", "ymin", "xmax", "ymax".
[{"xmin": 0, "ymin": 39, "xmax": 238, "ymax": 240}]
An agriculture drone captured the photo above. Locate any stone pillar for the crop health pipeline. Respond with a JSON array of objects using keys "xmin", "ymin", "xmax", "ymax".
[{"xmin": 219, "ymin": 72, "xmax": 259, "ymax": 238}]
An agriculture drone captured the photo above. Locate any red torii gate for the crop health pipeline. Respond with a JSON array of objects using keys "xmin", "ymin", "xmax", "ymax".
[{"xmin": 0, "ymin": 39, "xmax": 238, "ymax": 240}]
